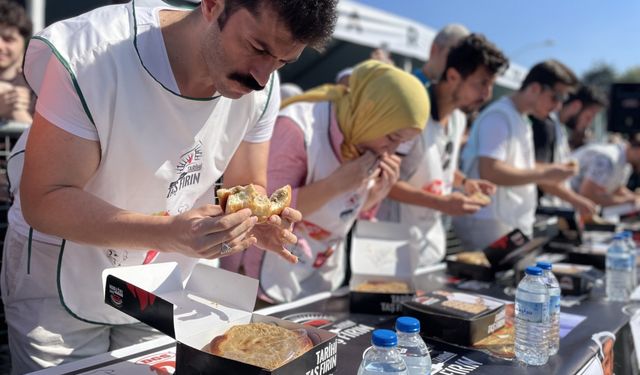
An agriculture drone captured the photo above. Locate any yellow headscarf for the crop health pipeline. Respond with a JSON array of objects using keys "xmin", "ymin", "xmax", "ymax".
[{"xmin": 281, "ymin": 60, "xmax": 430, "ymax": 160}]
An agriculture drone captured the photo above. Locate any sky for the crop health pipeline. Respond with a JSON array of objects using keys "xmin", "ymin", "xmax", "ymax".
[{"xmin": 355, "ymin": 0, "xmax": 640, "ymax": 78}]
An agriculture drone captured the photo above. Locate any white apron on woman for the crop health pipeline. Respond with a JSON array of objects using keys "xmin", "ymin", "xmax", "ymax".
[{"xmin": 260, "ymin": 101, "xmax": 369, "ymax": 303}]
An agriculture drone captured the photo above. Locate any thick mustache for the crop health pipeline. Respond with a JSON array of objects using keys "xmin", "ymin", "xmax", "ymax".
[{"xmin": 228, "ymin": 72, "xmax": 264, "ymax": 91}]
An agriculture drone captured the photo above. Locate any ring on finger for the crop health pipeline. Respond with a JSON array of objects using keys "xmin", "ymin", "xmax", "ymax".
[{"xmin": 220, "ymin": 242, "xmax": 233, "ymax": 255}]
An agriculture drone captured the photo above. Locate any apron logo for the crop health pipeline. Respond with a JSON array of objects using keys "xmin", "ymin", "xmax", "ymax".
[
  {"xmin": 313, "ymin": 247, "xmax": 335, "ymax": 268},
  {"xmin": 423, "ymin": 180, "xmax": 443, "ymax": 195},
  {"xmin": 167, "ymin": 142, "xmax": 203, "ymax": 198}
]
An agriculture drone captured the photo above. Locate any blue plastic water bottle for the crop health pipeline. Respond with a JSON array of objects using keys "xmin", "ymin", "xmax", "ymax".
[
  {"xmin": 536, "ymin": 261, "xmax": 560, "ymax": 355},
  {"xmin": 607, "ymin": 233, "xmax": 632, "ymax": 302},
  {"xmin": 357, "ymin": 329, "xmax": 408, "ymax": 375},
  {"xmin": 395, "ymin": 317, "xmax": 431, "ymax": 375},
  {"xmin": 515, "ymin": 266, "xmax": 550, "ymax": 366}
]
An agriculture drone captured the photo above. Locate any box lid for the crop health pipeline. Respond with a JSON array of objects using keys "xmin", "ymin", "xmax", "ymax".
[
  {"xmin": 103, "ymin": 262, "xmax": 259, "ymax": 343},
  {"xmin": 482, "ymin": 228, "xmax": 530, "ymax": 270},
  {"xmin": 349, "ymin": 221, "xmax": 415, "ymax": 281}
]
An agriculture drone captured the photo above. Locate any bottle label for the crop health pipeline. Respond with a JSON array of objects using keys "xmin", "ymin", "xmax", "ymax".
[
  {"xmin": 516, "ymin": 298, "xmax": 547, "ymax": 323},
  {"xmin": 608, "ymin": 256, "xmax": 633, "ymax": 270},
  {"xmin": 549, "ymin": 295, "xmax": 560, "ymax": 315}
]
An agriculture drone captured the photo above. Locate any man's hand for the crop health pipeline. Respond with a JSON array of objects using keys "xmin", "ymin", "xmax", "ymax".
[
  {"xmin": 250, "ymin": 207, "xmax": 301, "ymax": 263},
  {"xmin": 571, "ymin": 195, "xmax": 597, "ymax": 217},
  {"xmin": 438, "ymin": 192, "xmax": 483, "ymax": 216},
  {"xmin": 541, "ymin": 164, "xmax": 577, "ymax": 184},
  {"xmin": 463, "ymin": 178, "xmax": 496, "ymax": 196},
  {"xmin": 165, "ymin": 205, "xmax": 258, "ymax": 259}
]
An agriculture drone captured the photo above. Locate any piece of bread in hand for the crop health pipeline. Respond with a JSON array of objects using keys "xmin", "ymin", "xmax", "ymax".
[
  {"xmin": 469, "ymin": 191, "xmax": 492, "ymax": 206},
  {"xmin": 216, "ymin": 184, "xmax": 292, "ymax": 222},
  {"xmin": 207, "ymin": 322, "xmax": 313, "ymax": 370}
]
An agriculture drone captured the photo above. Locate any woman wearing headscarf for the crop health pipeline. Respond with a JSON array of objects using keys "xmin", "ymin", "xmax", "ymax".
[{"xmin": 221, "ymin": 60, "xmax": 429, "ymax": 303}]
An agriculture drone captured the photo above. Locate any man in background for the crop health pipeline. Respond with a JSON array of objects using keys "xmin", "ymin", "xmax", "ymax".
[
  {"xmin": 0, "ymin": 0, "xmax": 33, "ymax": 123},
  {"xmin": 532, "ymin": 84, "xmax": 607, "ymax": 213},
  {"xmin": 413, "ymin": 23, "xmax": 469, "ymax": 85},
  {"xmin": 455, "ymin": 60, "xmax": 579, "ymax": 250}
]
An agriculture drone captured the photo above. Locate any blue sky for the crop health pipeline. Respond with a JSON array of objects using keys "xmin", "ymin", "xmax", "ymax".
[{"xmin": 355, "ymin": 0, "xmax": 640, "ymax": 77}]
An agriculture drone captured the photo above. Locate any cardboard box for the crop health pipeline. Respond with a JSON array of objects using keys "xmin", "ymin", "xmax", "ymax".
[
  {"xmin": 402, "ymin": 290, "xmax": 506, "ymax": 346},
  {"xmin": 536, "ymin": 206, "xmax": 583, "ymax": 245},
  {"xmin": 553, "ymin": 263, "xmax": 601, "ymax": 296},
  {"xmin": 103, "ymin": 263, "xmax": 338, "ymax": 374},
  {"xmin": 446, "ymin": 229, "xmax": 544, "ymax": 281},
  {"xmin": 349, "ymin": 221, "xmax": 416, "ymax": 315}
]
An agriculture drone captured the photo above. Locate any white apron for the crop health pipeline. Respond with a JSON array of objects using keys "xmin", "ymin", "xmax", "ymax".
[
  {"xmin": 461, "ymin": 97, "xmax": 537, "ymax": 236},
  {"xmin": 17, "ymin": 2, "xmax": 275, "ymax": 324},
  {"xmin": 260, "ymin": 101, "xmax": 368, "ymax": 303},
  {"xmin": 397, "ymin": 111, "xmax": 465, "ymax": 266}
]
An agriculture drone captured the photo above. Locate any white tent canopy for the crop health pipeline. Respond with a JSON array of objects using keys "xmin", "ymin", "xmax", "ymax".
[{"xmin": 26, "ymin": 0, "xmax": 528, "ymax": 90}]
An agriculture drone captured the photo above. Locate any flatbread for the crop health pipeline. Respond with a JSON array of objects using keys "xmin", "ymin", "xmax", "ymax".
[
  {"xmin": 208, "ymin": 322, "xmax": 313, "ymax": 370},
  {"xmin": 455, "ymin": 251, "xmax": 490, "ymax": 267},
  {"xmin": 469, "ymin": 191, "xmax": 491, "ymax": 206},
  {"xmin": 353, "ymin": 280, "xmax": 411, "ymax": 293}
]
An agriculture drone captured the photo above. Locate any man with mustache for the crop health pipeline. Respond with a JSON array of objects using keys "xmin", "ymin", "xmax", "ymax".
[
  {"xmin": 1, "ymin": 0, "xmax": 337, "ymax": 372},
  {"xmin": 377, "ymin": 34, "xmax": 507, "ymax": 267},
  {"xmin": 531, "ymin": 84, "xmax": 607, "ymax": 212}
]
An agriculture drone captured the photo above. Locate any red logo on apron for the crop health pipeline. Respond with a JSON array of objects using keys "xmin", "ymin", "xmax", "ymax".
[
  {"xmin": 422, "ymin": 180, "xmax": 443, "ymax": 195},
  {"xmin": 313, "ymin": 247, "xmax": 335, "ymax": 268}
]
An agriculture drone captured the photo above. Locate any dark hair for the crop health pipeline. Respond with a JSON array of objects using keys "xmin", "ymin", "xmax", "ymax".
[
  {"xmin": 521, "ymin": 59, "xmax": 578, "ymax": 91},
  {"xmin": 0, "ymin": 0, "xmax": 31, "ymax": 39},
  {"xmin": 218, "ymin": 0, "xmax": 337, "ymax": 51},
  {"xmin": 566, "ymin": 84, "xmax": 608, "ymax": 108},
  {"xmin": 443, "ymin": 33, "xmax": 509, "ymax": 81}
]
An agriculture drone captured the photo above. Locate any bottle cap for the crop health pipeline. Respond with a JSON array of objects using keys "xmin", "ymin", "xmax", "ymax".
[
  {"xmin": 396, "ymin": 316, "xmax": 420, "ymax": 333},
  {"xmin": 525, "ymin": 266, "xmax": 543, "ymax": 276},
  {"xmin": 371, "ymin": 329, "xmax": 397, "ymax": 347},
  {"xmin": 536, "ymin": 261, "xmax": 552, "ymax": 270}
]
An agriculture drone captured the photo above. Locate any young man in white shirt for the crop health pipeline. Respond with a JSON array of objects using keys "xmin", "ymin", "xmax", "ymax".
[
  {"xmin": 1, "ymin": 0, "xmax": 338, "ymax": 372},
  {"xmin": 454, "ymin": 60, "xmax": 579, "ymax": 250},
  {"xmin": 378, "ymin": 34, "xmax": 507, "ymax": 267},
  {"xmin": 571, "ymin": 139, "xmax": 640, "ymax": 207},
  {"xmin": 533, "ymin": 84, "xmax": 607, "ymax": 213}
]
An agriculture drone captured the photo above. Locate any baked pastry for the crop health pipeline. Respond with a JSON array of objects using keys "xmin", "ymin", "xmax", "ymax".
[
  {"xmin": 216, "ymin": 184, "xmax": 292, "ymax": 222},
  {"xmin": 207, "ymin": 322, "xmax": 313, "ymax": 370},
  {"xmin": 442, "ymin": 299, "xmax": 488, "ymax": 314},
  {"xmin": 455, "ymin": 251, "xmax": 490, "ymax": 267},
  {"xmin": 469, "ymin": 191, "xmax": 491, "ymax": 206},
  {"xmin": 353, "ymin": 280, "xmax": 411, "ymax": 293}
]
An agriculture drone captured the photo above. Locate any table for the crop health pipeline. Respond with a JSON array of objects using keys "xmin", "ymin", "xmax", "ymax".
[{"xmin": 31, "ymin": 264, "xmax": 636, "ymax": 375}]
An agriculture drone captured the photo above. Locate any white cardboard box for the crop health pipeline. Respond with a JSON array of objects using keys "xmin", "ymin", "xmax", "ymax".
[{"xmin": 103, "ymin": 262, "xmax": 338, "ymax": 374}]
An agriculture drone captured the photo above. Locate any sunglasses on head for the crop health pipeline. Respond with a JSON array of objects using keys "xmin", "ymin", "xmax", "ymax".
[{"xmin": 542, "ymin": 84, "xmax": 569, "ymax": 103}]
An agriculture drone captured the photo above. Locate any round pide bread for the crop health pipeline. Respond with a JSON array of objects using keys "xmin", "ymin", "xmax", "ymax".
[
  {"xmin": 216, "ymin": 184, "xmax": 292, "ymax": 223},
  {"xmin": 207, "ymin": 322, "xmax": 313, "ymax": 370}
]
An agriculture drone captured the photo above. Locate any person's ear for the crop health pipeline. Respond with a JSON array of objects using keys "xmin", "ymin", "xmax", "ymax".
[
  {"xmin": 446, "ymin": 67, "xmax": 461, "ymax": 84},
  {"xmin": 201, "ymin": 0, "xmax": 225, "ymax": 23}
]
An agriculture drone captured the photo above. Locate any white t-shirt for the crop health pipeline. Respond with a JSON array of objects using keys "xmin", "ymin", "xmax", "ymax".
[
  {"xmin": 461, "ymin": 96, "xmax": 537, "ymax": 233},
  {"xmin": 35, "ymin": 6, "xmax": 279, "ymax": 143},
  {"xmin": 570, "ymin": 143, "xmax": 631, "ymax": 193}
]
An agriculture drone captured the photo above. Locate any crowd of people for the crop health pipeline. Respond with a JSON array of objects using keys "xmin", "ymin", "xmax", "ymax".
[{"xmin": 0, "ymin": 0, "xmax": 634, "ymax": 373}]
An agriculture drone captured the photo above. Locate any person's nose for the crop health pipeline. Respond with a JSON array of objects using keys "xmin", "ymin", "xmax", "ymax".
[{"xmin": 250, "ymin": 58, "xmax": 280, "ymax": 88}]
